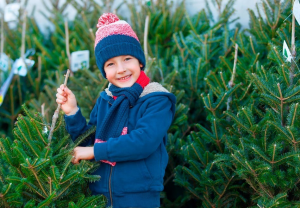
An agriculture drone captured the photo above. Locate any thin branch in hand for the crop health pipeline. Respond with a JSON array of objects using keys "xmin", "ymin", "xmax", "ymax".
[
  {"xmin": 65, "ymin": 21, "xmax": 73, "ymax": 74},
  {"xmin": 48, "ymin": 69, "xmax": 71, "ymax": 144}
]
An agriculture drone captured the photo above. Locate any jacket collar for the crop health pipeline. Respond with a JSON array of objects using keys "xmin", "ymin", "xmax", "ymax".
[{"xmin": 104, "ymin": 82, "xmax": 170, "ymax": 99}]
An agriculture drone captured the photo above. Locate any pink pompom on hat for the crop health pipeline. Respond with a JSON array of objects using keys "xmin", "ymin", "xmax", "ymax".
[{"xmin": 94, "ymin": 13, "xmax": 146, "ymax": 78}]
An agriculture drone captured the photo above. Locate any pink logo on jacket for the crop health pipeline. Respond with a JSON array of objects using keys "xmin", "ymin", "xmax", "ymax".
[{"xmin": 94, "ymin": 127, "xmax": 128, "ymax": 166}]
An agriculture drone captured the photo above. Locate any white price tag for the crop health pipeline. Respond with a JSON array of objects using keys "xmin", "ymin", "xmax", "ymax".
[
  {"xmin": 294, "ymin": 0, "xmax": 300, "ymax": 25},
  {"xmin": 283, "ymin": 41, "xmax": 292, "ymax": 62},
  {"xmin": 0, "ymin": 53, "xmax": 10, "ymax": 72},
  {"xmin": 4, "ymin": 3, "xmax": 20, "ymax": 22},
  {"xmin": 43, "ymin": 126, "xmax": 48, "ymax": 134},
  {"xmin": 13, "ymin": 58, "xmax": 35, "ymax": 77},
  {"xmin": 71, "ymin": 50, "xmax": 90, "ymax": 72}
]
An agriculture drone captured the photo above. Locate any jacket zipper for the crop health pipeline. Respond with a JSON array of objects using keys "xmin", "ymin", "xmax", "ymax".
[{"xmin": 109, "ymin": 166, "xmax": 113, "ymax": 207}]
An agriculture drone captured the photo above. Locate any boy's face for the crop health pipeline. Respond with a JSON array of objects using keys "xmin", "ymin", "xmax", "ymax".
[{"xmin": 104, "ymin": 55, "xmax": 143, "ymax": 88}]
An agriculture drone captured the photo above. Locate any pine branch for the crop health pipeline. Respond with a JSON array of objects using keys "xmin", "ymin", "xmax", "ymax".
[
  {"xmin": 283, "ymin": 94, "xmax": 300, "ymax": 104},
  {"xmin": 251, "ymin": 73, "xmax": 279, "ymax": 98},
  {"xmin": 73, "ymin": 126, "xmax": 96, "ymax": 147},
  {"xmin": 79, "ymin": 195, "xmax": 106, "ymax": 208},
  {"xmin": 14, "ymin": 121, "xmax": 40, "ymax": 157},
  {"xmin": 189, "ymin": 160, "xmax": 204, "ymax": 176},
  {"xmin": 287, "ymin": 103, "xmax": 299, "ymax": 126},
  {"xmin": 286, "ymin": 126, "xmax": 298, "ymax": 151},
  {"xmin": 182, "ymin": 166, "xmax": 202, "ymax": 183},
  {"xmin": 52, "ymin": 135, "xmax": 70, "ymax": 154},
  {"xmin": 54, "ymin": 181, "xmax": 74, "ymax": 200},
  {"xmin": 267, "ymin": 121, "xmax": 292, "ymax": 142},
  {"xmin": 195, "ymin": 124, "xmax": 216, "ymax": 142},
  {"xmin": 59, "ymin": 171, "xmax": 80, "ymax": 185},
  {"xmin": 22, "ymin": 158, "xmax": 48, "ymax": 197},
  {"xmin": 59, "ymin": 155, "xmax": 73, "ymax": 181},
  {"xmin": 36, "ymin": 191, "xmax": 56, "ymax": 208},
  {"xmin": 283, "ymin": 85, "xmax": 300, "ymax": 101},
  {"xmin": 225, "ymin": 111, "xmax": 255, "ymax": 137},
  {"xmin": 241, "ymin": 107, "xmax": 254, "ymax": 128},
  {"xmin": 31, "ymin": 119, "xmax": 47, "ymax": 146},
  {"xmin": 22, "ymin": 179, "xmax": 47, "ymax": 199},
  {"xmin": 22, "ymin": 105, "xmax": 46, "ymax": 126},
  {"xmin": 189, "ymin": 143, "xmax": 206, "ymax": 166}
]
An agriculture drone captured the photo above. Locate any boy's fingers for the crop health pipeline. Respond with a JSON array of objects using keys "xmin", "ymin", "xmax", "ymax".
[
  {"xmin": 59, "ymin": 85, "xmax": 75, "ymax": 99},
  {"xmin": 72, "ymin": 155, "xmax": 80, "ymax": 164},
  {"xmin": 64, "ymin": 87, "xmax": 73, "ymax": 95},
  {"xmin": 57, "ymin": 88, "xmax": 68, "ymax": 97},
  {"xmin": 56, "ymin": 98, "xmax": 66, "ymax": 103},
  {"xmin": 56, "ymin": 93, "xmax": 67, "ymax": 100},
  {"xmin": 72, "ymin": 148, "xmax": 81, "ymax": 164},
  {"xmin": 57, "ymin": 88, "xmax": 63, "ymax": 94}
]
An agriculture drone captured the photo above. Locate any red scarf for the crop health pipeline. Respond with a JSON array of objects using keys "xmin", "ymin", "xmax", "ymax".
[{"xmin": 136, "ymin": 70, "xmax": 150, "ymax": 89}]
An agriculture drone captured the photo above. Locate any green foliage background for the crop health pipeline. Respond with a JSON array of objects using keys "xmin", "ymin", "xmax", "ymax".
[{"xmin": 1, "ymin": 0, "xmax": 300, "ymax": 207}]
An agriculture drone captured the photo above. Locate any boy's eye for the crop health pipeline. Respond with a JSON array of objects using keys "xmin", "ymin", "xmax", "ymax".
[
  {"xmin": 106, "ymin": 63, "xmax": 114, "ymax": 67},
  {"xmin": 125, "ymin": 57, "xmax": 131, "ymax": 61}
]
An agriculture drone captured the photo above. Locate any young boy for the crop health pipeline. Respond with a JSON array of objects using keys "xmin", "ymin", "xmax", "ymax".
[{"xmin": 56, "ymin": 13, "xmax": 176, "ymax": 208}]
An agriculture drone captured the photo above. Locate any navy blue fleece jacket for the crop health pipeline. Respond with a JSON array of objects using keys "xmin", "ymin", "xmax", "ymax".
[{"xmin": 64, "ymin": 82, "xmax": 176, "ymax": 208}]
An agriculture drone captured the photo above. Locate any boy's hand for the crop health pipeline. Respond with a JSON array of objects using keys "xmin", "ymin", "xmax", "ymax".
[
  {"xmin": 72, "ymin": 147, "xmax": 95, "ymax": 164},
  {"xmin": 56, "ymin": 84, "xmax": 78, "ymax": 115}
]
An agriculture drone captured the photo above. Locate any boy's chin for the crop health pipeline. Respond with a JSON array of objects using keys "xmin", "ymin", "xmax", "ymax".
[{"xmin": 114, "ymin": 82, "xmax": 135, "ymax": 88}]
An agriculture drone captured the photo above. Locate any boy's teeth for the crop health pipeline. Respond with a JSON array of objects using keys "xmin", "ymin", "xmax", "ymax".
[{"xmin": 120, "ymin": 75, "xmax": 130, "ymax": 80}]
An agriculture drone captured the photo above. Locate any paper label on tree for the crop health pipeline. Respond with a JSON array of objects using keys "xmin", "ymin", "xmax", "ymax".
[
  {"xmin": 71, "ymin": 50, "xmax": 90, "ymax": 72},
  {"xmin": 0, "ymin": 53, "xmax": 10, "ymax": 72},
  {"xmin": 0, "ymin": 68, "xmax": 14, "ymax": 106},
  {"xmin": 43, "ymin": 126, "xmax": 48, "ymax": 134},
  {"xmin": 294, "ymin": 0, "xmax": 300, "ymax": 25},
  {"xmin": 13, "ymin": 58, "xmax": 35, "ymax": 77},
  {"xmin": 283, "ymin": 41, "xmax": 292, "ymax": 62},
  {"xmin": 4, "ymin": 3, "xmax": 20, "ymax": 22}
]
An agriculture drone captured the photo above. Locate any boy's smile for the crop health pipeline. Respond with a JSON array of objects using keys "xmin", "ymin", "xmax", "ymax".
[{"xmin": 104, "ymin": 55, "xmax": 142, "ymax": 88}]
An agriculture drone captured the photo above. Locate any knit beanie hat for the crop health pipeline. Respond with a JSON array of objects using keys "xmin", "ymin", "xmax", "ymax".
[{"xmin": 94, "ymin": 13, "xmax": 146, "ymax": 78}]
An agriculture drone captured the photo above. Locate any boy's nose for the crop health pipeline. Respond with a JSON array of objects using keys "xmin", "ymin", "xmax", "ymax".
[{"xmin": 117, "ymin": 64, "xmax": 126, "ymax": 73}]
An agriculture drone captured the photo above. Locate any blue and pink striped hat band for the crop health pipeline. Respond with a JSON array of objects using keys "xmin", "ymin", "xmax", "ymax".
[{"xmin": 94, "ymin": 13, "xmax": 146, "ymax": 78}]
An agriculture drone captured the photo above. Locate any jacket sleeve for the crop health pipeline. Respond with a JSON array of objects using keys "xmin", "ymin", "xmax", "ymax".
[
  {"xmin": 93, "ymin": 96, "xmax": 174, "ymax": 162},
  {"xmin": 64, "ymin": 98, "xmax": 99, "ymax": 145}
]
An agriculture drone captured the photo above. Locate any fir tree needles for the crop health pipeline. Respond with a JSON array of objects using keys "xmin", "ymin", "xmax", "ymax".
[{"xmin": 0, "ymin": 105, "xmax": 106, "ymax": 207}]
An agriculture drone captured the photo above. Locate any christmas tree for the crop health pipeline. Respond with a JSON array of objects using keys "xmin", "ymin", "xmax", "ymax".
[
  {"xmin": 174, "ymin": 0, "xmax": 300, "ymax": 207},
  {"xmin": 0, "ymin": 104, "xmax": 106, "ymax": 207}
]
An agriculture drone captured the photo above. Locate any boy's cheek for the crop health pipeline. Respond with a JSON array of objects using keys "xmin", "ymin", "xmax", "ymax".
[{"xmin": 106, "ymin": 73, "xmax": 114, "ymax": 82}]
